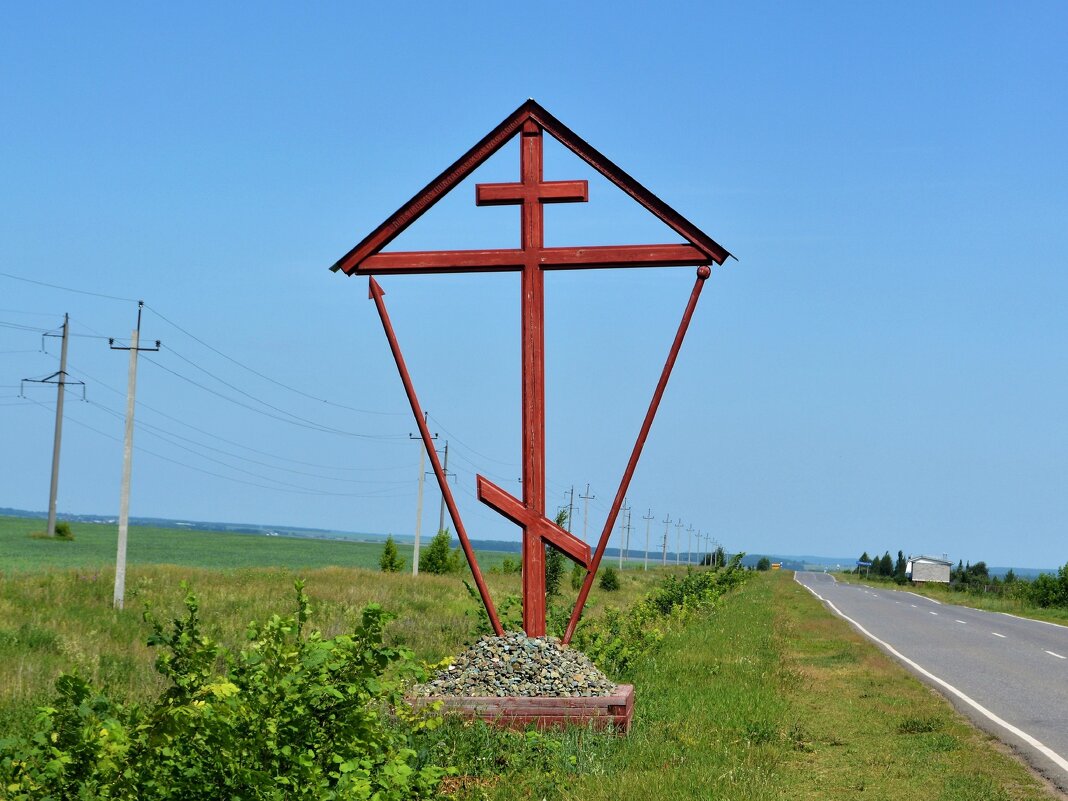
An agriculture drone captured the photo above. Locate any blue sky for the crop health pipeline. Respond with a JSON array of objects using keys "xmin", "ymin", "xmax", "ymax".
[{"xmin": 1, "ymin": 3, "xmax": 1066, "ymax": 568}]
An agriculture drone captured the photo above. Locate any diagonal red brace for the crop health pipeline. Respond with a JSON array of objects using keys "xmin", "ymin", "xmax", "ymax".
[
  {"xmin": 367, "ymin": 277, "xmax": 504, "ymax": 636},
  {"xmin": 477, "ymin": 476, "xmax": 591, "ymax": 567},
  {"xmin": 562, "ymin": 266, "xmax": 712, "ymax": 644}
]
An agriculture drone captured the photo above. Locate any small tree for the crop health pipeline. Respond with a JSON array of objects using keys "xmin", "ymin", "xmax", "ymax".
[
  {"xmin": 379, "ymin": 535, "xmax": 403, "ymax": 572},
  {"xmin": 544, "ymin": 509, "xmax": 568, "ymax": 598},
  {"xmin": 420, "ymin": 530, "xmax": 456, "ymax": 575},
  {"xmin": 570, "ymin": 560, "xmax": 584, "ymax": 590},
  {"xmin": 878, "ymin": 552, "xmax": 893, "ymax": 577},
  {"xmin": 598, "ymin": 565, "xmax": 620, "ymax": 591},
  {"xmin": 756, "ymin": 556, "xmax": 772, "ymax": 571}
]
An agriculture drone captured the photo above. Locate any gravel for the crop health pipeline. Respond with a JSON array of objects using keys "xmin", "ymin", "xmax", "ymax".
[{"xmin": 414, "ymin": 632, "xmax": 617, "ymax": 698}]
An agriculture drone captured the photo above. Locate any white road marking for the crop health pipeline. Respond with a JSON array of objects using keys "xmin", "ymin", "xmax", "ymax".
[
  {"xmin": 993, "ymin": 633, "xmax": 1007, "ymax": 638},
  {"xmin": 1046, "ymin": 651, "xmax": 1067, "ymax": 660},
  {"xmin": 929, "ymin": 611, "xmax": 939, "ymax": 616},
  {"xmin": 906, "ymin": 591, "xmax": 941, "ymax": 605},
  {"xmin": 911, "ymin": 604, "xmax": 918, "ymax": 608},
  {"xmin": 1000, "ymin": 612, "xmax": 1068, "ymax": 630},
  {"xmin": 895, "ymin": 600, "xmax": 901, "ymax": 604},
  {"xmin": 955, "ymin": 620, "xmax": 967, "ymax": 624},
  {"xmin": 793, "ymin": 573, "xmax": 1068, "ymax": 776}
]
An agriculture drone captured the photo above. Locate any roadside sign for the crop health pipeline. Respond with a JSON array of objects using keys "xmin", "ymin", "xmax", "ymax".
[{"xmin": 856, "ymin": 560, "xmax": 872, "ymax": 567}]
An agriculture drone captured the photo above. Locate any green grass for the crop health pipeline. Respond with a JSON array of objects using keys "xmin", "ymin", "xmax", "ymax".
[
  {"xmin": 0, "ymin": 515, "xmax": 434, "ymax": 572},
  {"xmin": 1, "ymin": 524, "xmax": 1058, "ymax": 800},
  {"xmin": 453, "ymin": 572, "xmax": 1058, "ymax": 800},
  {"xmin": 0, "ymin": 533, "xmax": 661, "ymax": 739}
]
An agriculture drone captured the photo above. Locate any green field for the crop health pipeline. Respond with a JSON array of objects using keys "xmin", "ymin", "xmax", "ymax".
[
  {"xmin": 0, "ymin": 516, "xmax": 1060, "ymax": 799},
  {"xmin": 0, "ymin": 515, "xmax": 526, "ymax": 574}
]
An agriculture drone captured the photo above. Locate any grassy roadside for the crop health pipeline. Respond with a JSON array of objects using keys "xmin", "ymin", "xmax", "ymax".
[
  {"xmin": 549, "ymin": 571, "xmax": 1057, "ymax": 801},
  {"xmin": 0, "ymin": 563, "xmax": 661, "ymax": 738},
  {"xmin": 833, "ymin": 571, "xmax": 1068, "ymax": 627}
]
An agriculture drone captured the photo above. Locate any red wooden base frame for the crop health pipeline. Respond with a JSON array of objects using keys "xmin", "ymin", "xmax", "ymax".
[{"xmin": 411, "ymin": 684, "xmax": 634, "ymax": 734}]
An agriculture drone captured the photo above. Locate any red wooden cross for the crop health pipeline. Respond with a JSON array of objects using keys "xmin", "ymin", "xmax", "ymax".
[{"xmin": 334, "ymin": 100, "xmax": 731, "ymax": 638}]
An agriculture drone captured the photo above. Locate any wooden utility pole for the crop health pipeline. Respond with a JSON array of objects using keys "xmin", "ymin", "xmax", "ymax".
[
  {"xmin": 565, "ymin": 485, "xmax": 575, "ymax": 533},
  {"xmin": 437, "ymin": 440, "xmax": 450, "ymax": 535},
  {"xmin": 617, "ymin": 499, "xmax": 628, "ymax": 569},
  {"xmin": 579, "ymin": 483, "xmax": 595, "ymax": 542},
  {"xmin": 22, "ymin": 315, "xmax": 86, "ymax": 538},
  {"xmin": 642, "ymin": 508, "xmax": 654, "ymax": 571},
  {"xmin": 110, "ymin": 302, "xmax": 160, "ymax": 610},
  {"xmin": 409, "ymin": 414, "xmax": 437, "ymax": 576},
  {"xmin": 687, "ymin": 524, "xmax": 694, "ymax": 565},
  {"xmin": 675, "ymin": 519, "xmax": 684, "ymax": 566},
  {"xmin": 662, "ymin": 514, "xmax": 670, "ymax": 565},
  {"xmin": 46, "ymin": 314, "xmax": 69, "ymax": 538}
]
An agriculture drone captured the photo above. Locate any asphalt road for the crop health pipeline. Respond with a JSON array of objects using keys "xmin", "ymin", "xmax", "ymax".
[{"xmin": 795, "ymin": 571, "xmax": 1068, "ymax": 791}]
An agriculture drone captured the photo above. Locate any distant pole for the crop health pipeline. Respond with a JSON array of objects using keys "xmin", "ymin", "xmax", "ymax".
[
  {"xmin": 110, "ymin": 301, "xmax": 160, "ymax": 610},
  {"xmin": 410, "ymin": 414, "xmax": 437, "ymax": 576},
  {"xmin": 643, "ymin": 508, "xmax": 654, "ymax": 570},
  {"xmin": 565, "ymin": 485, "xmax": 575, "ymax": 533},
  {"xmin": 579, "ymin": 483, "xmax": 595, "ymax": 542},
  {"xmin": 675, "ymin": 519, "xmax": 684, "ymax": 566},
  {"xmin": 45, "ymin": 314, "xmax": 69, "ymax": 538},
  {"xmin": 617, "ymin": 499, "xmax": 628, "ymax": 569},
  {"xmin": 437, "ymin": 440, "xmax": 449, "ymax": 535},
  {"xmin": 687, "ymin": 524, "xmax": 694, "ymax": 565},
  {"xmin": 662, "ymin": 514, "xmax": 670, "ymax": 565},
  {"xmin": 623, "ymin": 504, "xmax": 632, "ymax": 566}
]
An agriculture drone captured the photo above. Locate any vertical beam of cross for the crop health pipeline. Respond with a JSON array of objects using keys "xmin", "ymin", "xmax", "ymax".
[{"xmin": 475, "ymin": 120, "xmax": 588, "ymax": 635}]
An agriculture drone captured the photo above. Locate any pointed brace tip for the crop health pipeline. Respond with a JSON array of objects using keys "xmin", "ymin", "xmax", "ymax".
[{"xmin": 368, "ymin": 277, "xmax": 384, "ymax": 300}]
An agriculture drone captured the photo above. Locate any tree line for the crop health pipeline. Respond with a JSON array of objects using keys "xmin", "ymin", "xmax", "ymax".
[{"xmin": 850, "ymin": 549, "xmax": 1068, "ymax": 610}]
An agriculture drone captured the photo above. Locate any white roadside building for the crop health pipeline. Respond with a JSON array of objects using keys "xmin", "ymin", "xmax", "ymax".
[{"xmin": 905, "ymin": 555, "xmax": 952, "ymax": 584}]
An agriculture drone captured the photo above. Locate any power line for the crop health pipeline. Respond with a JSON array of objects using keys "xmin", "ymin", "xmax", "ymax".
[
  {"xmin": 426, "ymin": 413, "xmax": 518, "ymax": 468},
  {"xmin": 143, "ymin": 304, "xmax": 402, "ymax": 417},
  {"xmin": 61, "ymin": 360, "xmax": 410, "ymax": 473},
  {"xmin": 0, "ymin": 270, "xmax": 136, "ymax": 302},
  {"xmin": 84, "ymin": 399, "xmax": 410, "ymax": 484},
  {"xmin": 140, "ymin": 353, "xmax": 406, "ymax": 440},
  {"xmin": 23, "ymin": 398, "xmax": 413, "ymax": 499}
]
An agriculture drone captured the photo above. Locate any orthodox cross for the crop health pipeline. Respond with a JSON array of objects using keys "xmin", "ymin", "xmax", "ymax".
[{"xmin": 332, "ymin": 100, "xmax": 731, "ymax": 638}]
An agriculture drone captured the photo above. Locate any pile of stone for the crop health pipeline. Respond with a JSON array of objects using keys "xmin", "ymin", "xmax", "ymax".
[{"xmin": 414, "ymin": 632, "xmax": 616, "ymax": 698}]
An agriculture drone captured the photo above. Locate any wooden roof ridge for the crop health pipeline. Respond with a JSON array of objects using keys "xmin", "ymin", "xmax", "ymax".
[{"xmin": 330, "ymin": 99, "xmax": 731, "ymax": 275}]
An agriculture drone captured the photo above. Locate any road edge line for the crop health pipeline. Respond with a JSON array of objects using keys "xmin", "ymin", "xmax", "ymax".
[{"xmin": 793, "ymin": 572, "xmax": 1068, "ymax": 776}]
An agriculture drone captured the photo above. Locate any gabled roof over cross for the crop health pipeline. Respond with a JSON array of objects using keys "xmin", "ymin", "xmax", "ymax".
[
  {"xmin": 333, "ymin": 100, "xmax": 732, "ymax": 637},
  {"xmin": 330, "ymin": 98, "xmax": 731, "ymax": 276}
]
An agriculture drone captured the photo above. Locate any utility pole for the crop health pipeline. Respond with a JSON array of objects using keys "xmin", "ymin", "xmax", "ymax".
[
  {"xmin": 47, "ymin": 315, "xmax": 69, "ymax": 539},
  {"xmin": 687, "ymin": 524, "xmax": 694, "ymax": 565},
  {"xmin": 661, "ymin": 514, "xmax": 670, "ymax": 565},
  {"xmin": 21, "ymin": 314, "xmax": 85, "ymax": 538},
  {"xmin": 409, "ymin": 415, "xmax": 438, "ymax": 576},
  {"xmin": 436, "ymin": 440, "xmax": 453, "ymax": 536},
  {"xmin": 618, "ymin": 499, "xmax": 629, "ymax": 569},
  {"xmin": 623, "ymin": 504, "xmax": 632, "ymax": 566},
  {"xmin": 643, "ymin": 508, "xmax": 654, "ymax": 571},
  {"xmin": 579, "ymin": 483, "xmax": 595, "ymax": 542},
  {"xmin": 675, "ymin": 519, "xmax": 684, "ymax": 566},
  {"xmin": 565, "ymin": 485, "xmax": 575, "ymax": 533},
  {"xmin": 109, "ymin": 301, "xmax": 160, "ymax": 610}
]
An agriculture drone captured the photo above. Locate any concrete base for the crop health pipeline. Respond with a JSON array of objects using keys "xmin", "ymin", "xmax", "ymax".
[{"xmin": 411, "ymin": 684, "xmax": 634, "ymax": 733}]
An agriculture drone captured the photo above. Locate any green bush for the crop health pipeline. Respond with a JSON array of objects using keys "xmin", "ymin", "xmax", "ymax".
[
  {"xmin": 0, "ymin": 582, "xmax": 448, "ymax": 800},
  {"xmin": 54, "ymin": 521, "xmax": 74, "ymax": 540},
  {"xmin": 572, "ymin": 557, "xmax": 749, "ymax": 675},
  {"xmin": 598, "ymin": 566, "xmax": 620, "ymax": 592}
]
